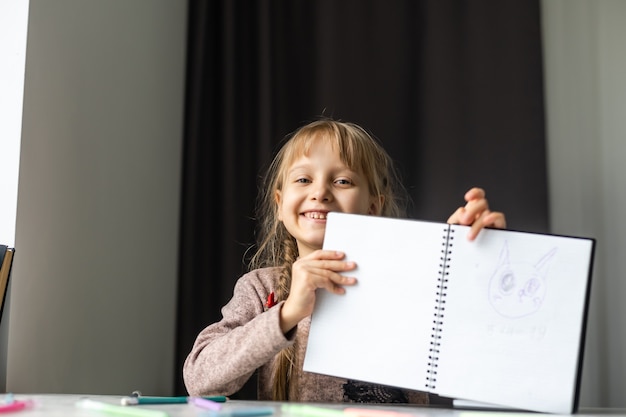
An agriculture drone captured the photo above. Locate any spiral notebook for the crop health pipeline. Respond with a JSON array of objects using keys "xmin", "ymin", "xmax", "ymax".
[{"xmin": 302, "ymin": 213, "xmax": 595, "ymax": 414}]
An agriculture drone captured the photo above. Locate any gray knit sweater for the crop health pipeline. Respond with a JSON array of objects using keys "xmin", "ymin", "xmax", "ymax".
[{"xmin": 183, "ymin": 267, "xmax": 428, "ymax": 404}]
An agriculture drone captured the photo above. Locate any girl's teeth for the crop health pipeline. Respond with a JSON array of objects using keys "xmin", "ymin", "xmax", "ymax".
[{"xmin": 308, "ymin": 212, "xmax": 327, "ymax": 219}]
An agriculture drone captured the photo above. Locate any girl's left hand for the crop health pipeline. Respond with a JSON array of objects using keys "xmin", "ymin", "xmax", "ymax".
[{"xmin": 447, "ymin": 187, "xmax": 506, "ymax": 241}]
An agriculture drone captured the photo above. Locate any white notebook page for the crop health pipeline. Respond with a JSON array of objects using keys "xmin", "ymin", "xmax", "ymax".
[
  {"xmin": 303, "ymin": 213, "xmax": 445, "ymax": 390},
  {"xmin": 434, "ymin": 226, "xmax": 593, "ymax": 413}
]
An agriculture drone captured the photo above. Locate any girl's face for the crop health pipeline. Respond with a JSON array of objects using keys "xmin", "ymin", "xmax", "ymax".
[{"xmin": 275, "ymin": 137, "xmax": 382, "ymax": 258}]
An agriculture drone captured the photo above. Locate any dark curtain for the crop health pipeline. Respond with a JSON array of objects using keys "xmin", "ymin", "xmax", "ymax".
[{"xmin": 175, "ymin": 0, "xmax": 548, "ymax": 398}]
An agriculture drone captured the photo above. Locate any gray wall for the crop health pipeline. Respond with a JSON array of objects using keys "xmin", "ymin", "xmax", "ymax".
[
  {"xmin": 542, "ymin": 0, "xmax": 626, "ymax": 408},
  {"xmin": 3, "ymin": 0, "xmax": 186, "ymax": 394}
]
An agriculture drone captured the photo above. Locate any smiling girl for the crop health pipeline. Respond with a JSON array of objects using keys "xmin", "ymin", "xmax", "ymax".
[{"xmin": 183, "ymin": 119, "xmax": 505, "ymax": 403}]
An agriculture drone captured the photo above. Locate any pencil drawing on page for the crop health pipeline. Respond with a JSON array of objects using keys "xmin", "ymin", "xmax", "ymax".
[{"xmin": 488, "ymin": 241, "xmax": 557, "ymax": 318}]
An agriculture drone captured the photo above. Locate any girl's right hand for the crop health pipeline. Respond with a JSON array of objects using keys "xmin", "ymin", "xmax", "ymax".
[{"xmin": 279, "ymin": 250, "xmax": 357, "ymax": 334}]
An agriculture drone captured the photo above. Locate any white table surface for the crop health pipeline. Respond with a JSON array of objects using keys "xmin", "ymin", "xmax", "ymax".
[{"xmin": 5, "ymin": 394, "xmax": 625, "ymax": 417}]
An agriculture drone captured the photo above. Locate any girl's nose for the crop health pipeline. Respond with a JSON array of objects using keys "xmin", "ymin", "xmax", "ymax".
[{"xmin": 311, "ymin": 183, "xmax": 332, "ymax": 202}]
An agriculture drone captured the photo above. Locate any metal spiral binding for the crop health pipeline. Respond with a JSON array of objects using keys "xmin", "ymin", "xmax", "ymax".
[{"xmin": 425, "ymin": 226, "xmax": 454, "ymax": 390}]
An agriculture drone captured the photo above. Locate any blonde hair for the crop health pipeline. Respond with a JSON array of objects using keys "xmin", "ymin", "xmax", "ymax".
[{"xmin": 249, "ymin": 119, "xmax": 407, "ymax": 400}]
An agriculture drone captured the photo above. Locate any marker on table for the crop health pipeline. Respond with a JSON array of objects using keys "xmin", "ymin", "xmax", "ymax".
[
  {"xmin": 121, "ymin": 395, "xmax": 227, "ymax": 405},
  {"xmin": 76, "ymin": 399, "xmax": 169, "ymax": 417},
  {"xmin": 187, "ymin": 396, "xmax": 223, "ymax": 411},
  {"xmin": 281, "ymin": 404, "xmax": 344, "ymax": 417},
  {"xmin": 0, "ymin": 399, "xmax": 33, "ymax": 413},
  {"xmin": 205, "ymin": 407, "xmax": 275, "ymax": 417}
]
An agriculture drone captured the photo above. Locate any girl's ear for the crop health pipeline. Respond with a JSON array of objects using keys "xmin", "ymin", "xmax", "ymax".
[
  {"xmin": 368, "ymin": 195, "xmax": 385, "ymax": 215},
  {"xmin": 275, "ymin": 190, "xmax": 283, "ymax": 221}
]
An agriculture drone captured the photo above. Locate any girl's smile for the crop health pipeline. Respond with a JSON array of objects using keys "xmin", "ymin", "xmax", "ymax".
[{"xmin": 302, "ymin": 211, "xmax": 329, "ymax": 220}]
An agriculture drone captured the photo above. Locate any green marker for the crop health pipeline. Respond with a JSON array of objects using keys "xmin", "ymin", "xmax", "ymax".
[
  {"xmin": 76, "ymin": 399, "xmax": 169, "ymax": 417},
  {"xmin": 282, "ymin": 404, "xmax": 345, "ymax": 417}
]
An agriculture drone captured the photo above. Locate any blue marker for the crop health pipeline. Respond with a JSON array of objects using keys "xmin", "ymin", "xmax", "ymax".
[{"xmin": 204, "ymin": 407, "xmax": 275, "ymax": 417}]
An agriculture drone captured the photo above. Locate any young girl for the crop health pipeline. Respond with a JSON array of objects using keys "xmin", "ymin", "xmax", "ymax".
[{"xmin": 183, "ymin": 119, "xmax": 506, "ymax": 403}]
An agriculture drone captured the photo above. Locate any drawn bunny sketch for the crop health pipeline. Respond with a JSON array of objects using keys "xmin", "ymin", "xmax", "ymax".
[{"xmin": 488, "ymin": 241, "xmax": 557, "ymax": 318}]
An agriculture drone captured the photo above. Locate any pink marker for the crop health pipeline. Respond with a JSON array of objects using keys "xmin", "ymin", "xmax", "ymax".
[
  {"xmin": 0, "ymin": 399, "xmax": 33, "ymax": 413},
  {"xmin": 188, "ymin": 396, "xmax": 223, "ymax": 411}
]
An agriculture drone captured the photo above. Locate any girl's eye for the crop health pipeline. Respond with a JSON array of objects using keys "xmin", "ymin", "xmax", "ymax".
[
  {"xmin": 295, "ymin": 178, "xmax": 310, "ymax": 184},
  {"xmin": 335, "ymin": 178, "xmax": 352, "ymax": 186}
]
